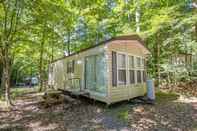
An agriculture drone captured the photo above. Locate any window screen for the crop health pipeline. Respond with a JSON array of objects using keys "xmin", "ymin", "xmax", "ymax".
[
  {"xmin": 129, "ymin": 70, "xmax": 135, "ymax": 84},
  {"xmin": 137, "ymin": 57, "xmax": 141, "ymax": 68},
  {"xmin": 142, "ymin": 58, "xmax": 145, "ymax": 68},
  {"xmin": 129, "ymin": 56, "xmax": 134, "ymax": 68},
  {"xmin": 137, "ymin": 70, "xmax": 142, "ymax": 83},
  {"xmin": 118, "ymin": 54, "xmax": 126, "ymax": 68},
  {"xmin": 85, "ymin": 54, "xmax": 107, "ymax": 94},
  {"xmin": 118, "ymin": 70, "xmax": 126, "ymax": 85},
  {"xmin": 112, "ymin": 51, "xmax": 117, "ymax": 86},
  {"xmin": 143, "ymin": 71, "xmax": 146, "ymax": 82},
  {"xmin": 117, "ymin": 53, "xmax": 126, "ymax": 85}
]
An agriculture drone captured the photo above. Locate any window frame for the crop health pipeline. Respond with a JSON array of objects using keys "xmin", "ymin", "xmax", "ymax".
[
  {"xmin": 85, "ymin": 53, "xmax": 107, "ymax": 94},
  {"xmin": 67, "ymin": 60, "xmax": 75, "ymax": 74},
  {"xmin": 135, "ymin": 56, "xmax": 146, "ymax": 84},
  {"xmin": 136, "ymin": 57, "xmax": 141, "ymax": 68},
  {"xmin": 117, "ymin": 52, "xmax": 127, "ymax": 86},
  {"xmin": 137, "ymin": 70, "xmax": 142, "ymax": 83},
  {"xmin": 113, "ymin": 51, "xmax": 147, "ymax": 87},
  {"xmin": 128, "ymin": 55, "xmax": 135, "ymax": 85}
]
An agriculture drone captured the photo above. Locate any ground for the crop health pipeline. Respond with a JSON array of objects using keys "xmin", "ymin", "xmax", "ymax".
[{"xmin": 0, "ymin": 87, "xmax": 197, "ymax": 131}]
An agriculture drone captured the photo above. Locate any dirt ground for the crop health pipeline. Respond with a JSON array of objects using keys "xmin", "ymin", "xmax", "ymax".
[{"xmin": 0, "ymin": 90, "xmax": 197, "ymax": 131}]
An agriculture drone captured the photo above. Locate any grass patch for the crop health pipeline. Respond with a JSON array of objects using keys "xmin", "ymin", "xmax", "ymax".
[
  {"xmin": 117, "ymin": 109, "xmax": 129, "ymax": 121},
  {"xmin": 105, "ymin": 91, "xmax": 180, "ymax": 122},
  {"xmin": 156, "ymin": 91, "xmax": 179, "ymax": 104},
  {"xmin": 105, "ymin": 102, "xmax": 131, "ymax": 122},
  {"xmin": 11, "ymin": 87, "xmax": 38, "ymax": 98},
  {"xmin": 0, "ymin": 87, "xmax": 38, "ymax": 101}
]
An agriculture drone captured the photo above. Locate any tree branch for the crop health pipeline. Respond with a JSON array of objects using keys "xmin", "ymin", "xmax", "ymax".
[
  {"xmin": 7, "ymin": 0, "xmax": 18, "ymax": 39},
  {"xmin": 1, "ymin": 1, "xmax": 12, "ymax": 53},
  {"xmin": 2, "ymin": 0, "xmax": 8, "ymax": 39},
  {"xmin": 9, "ymin": 0, "xmax": 22, "ymax": 43}
]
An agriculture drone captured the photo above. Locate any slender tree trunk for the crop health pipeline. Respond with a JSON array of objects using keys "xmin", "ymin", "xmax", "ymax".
[
  {"xmin": 15, "ymin": 68, "xmax": 18, "ymax": 85},
  {"xmin": 0, "ymin": 58, "xmax": 2, "ymax": 87},
  {"xmin": 0, "ymin": 60, "xmax": 3, "ymax": 89},
  {"xmin": 195, "ymin": 22, "xmax": 197, "ymax": 41},
  {"xmin": 1, "ymin": 71, "xmax": 4, "ymax": 89},
  {"xmin": 156, "ymin": 33, "xmax": 160, "ymax": 89},
  {"xmin": 39, "ymin": 24, "xmax": 46, "ymax": 92},
  {"xmin": 29, "ymin": 66, "xmax": 32, "ymax": 88},
  {"xmin": 125, "ymin": 0, "xmax": 131, "ymax": 24},
  {"xmin": 39, "ymin": 41, "xmax": 44, "ymax": 91},
  {"xmin": 67, "ymin": 31, "xmax": 71, "ymax": 55},
  {"xmin": 51, "ymin": 38, "xmax": 54, "ymax": 62},
  {"xmin": 135, "ymin": 0, "xmax": 140, "ymax": 33}
]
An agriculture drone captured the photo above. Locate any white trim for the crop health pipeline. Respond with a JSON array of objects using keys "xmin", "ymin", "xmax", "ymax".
[{"xmin": 117, "ymin": 52, "xmax": 127, "ymax": 86}]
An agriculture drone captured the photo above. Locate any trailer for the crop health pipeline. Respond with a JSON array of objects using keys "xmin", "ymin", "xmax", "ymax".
[{"xmin": 48, "ymin": 34, "xmax": 150, "ymax": 104}]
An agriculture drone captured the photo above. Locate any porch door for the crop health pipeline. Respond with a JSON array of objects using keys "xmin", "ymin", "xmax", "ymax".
[
  {"xmin": 85, "ymin": 55, "xmax": 96, "ymax": 90},
  {"xmin": 85, "ymin": 54, "xmax": 106, "ymax": 94}
]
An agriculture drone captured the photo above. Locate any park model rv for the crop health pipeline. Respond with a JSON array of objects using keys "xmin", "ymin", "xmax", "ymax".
[{"xmin": 48, "ymin": 34, "xmax": 150, "ymax": 104}]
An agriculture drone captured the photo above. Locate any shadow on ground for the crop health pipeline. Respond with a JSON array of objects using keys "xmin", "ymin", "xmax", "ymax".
[{"xmin": 0, "ymin": 91, "xmax": 196, "ymax": 131}]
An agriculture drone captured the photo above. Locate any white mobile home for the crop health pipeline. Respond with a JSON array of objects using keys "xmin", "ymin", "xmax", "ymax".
[{"xmin": 48, "ymin": 34, "xmax": 150, "ymax": 104}]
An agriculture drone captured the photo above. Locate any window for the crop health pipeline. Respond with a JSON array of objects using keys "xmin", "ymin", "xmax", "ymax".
[
  {"xmin": 128, "ymin": 56, "xmax": 135, "ymax": 84},
  {"xmin": 85, "ymin": 53, "xmax": 107, "ymax": 94},
  {"xmin": 118, "ymin": 54, "xmax": 126, "ymax": 68},
  {"xmin": 129, "ymin": 56, "xmax": 134, "ymax": 68},
  {"xmin": 137, "ymin": 70, "xmax": 142, "ymax": 83},
  {"xmin": 117, "ymin": 53, "xmax": 126, "ymax": 85},
  {"xmin": 143, "ymin": 71, "xmax": 146, "ymax": 82},
  {"xmin": 137, "ymin": 57, "xmax": 141, "ymax": 67},
  {"xmin": 142, "ymin": 58, "xmax": 145, "ymax": 68},
  {"xmin": 112, "ymin": 51, "xmax": 147, "ymax": 86},
  {"xmin": 67, "ymin": 60, "xmax": 75, "ymax": 73},
  {"xmin": 118, "ymin": 70, "xmax": 126, "ymax": 85},
  {"xmin": 112, "ymin": 51, "xmax": 117, "ymax": 86},
  {"xmin": 129, "ymin": 70, "xmax": 135, "ymax": 84}
]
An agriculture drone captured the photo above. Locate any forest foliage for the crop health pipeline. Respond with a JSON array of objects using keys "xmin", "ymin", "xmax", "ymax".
[{"xmin": 0, "ymin": 0, "xmax": 196, "ymax": 92}]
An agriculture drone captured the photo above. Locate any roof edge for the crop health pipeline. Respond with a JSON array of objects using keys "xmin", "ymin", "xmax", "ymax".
[{"xmin": 51, "ymin": 34, "xmax": 149, "ymax": 63}]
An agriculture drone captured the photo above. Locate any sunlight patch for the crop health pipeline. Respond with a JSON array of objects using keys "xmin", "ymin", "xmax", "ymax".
[{"xmin": 28, "ymin": 121, "xmax": 58, "ymax": 131}]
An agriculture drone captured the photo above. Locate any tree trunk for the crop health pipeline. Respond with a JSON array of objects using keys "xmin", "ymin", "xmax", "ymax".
[
  {"xmin": 156, "ymin": 33, "xmax": 160, "ymax": 89},
  {"xmin": 51, "ymin": 39, "xmax": 54, "ymax": 62},
  {"xmin": 39, "ymin": 40, "xmax": 44, "ymax": 92},
  {"xmin": 0, "ymin": 76, "xmax": 2, "ymax": 89},
  {"xmin": 39, "ymin": 24, "xmax": 46, "ymax": 92},
  {"xmin": 195, "ymin": 22, "xmax": 197, "ymax": 41},
  {"xmin": 67, "ymin": 31, "xmax": 71, "ymax": 55},
  {"xmin": 2, "ymin": 47, "xmax": 12, "ymax": 107},
  {"xmin": 135, "ymin": 0, "xmax": 140, "ymax": 33},
  {"xmin": 29, "ymin": 66, "xmax": 32, "ymax": 88},
  {"xmin": 0, "ymin": 59, "xmax": 3, "ymax": 89}
]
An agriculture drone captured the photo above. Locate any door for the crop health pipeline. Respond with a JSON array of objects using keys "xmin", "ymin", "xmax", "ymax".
[
  {"xmin": 85, "ymin": 53, "xmax": 107, "ymax": 94},
  {"xmin": 85, "ymin": 55, "xmax": 96, "ymax": 90}
]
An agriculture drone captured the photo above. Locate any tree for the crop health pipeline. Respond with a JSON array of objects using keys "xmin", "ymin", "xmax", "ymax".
[{"xmin": 0, "ymin": 0, "xmax": 25, "ymax": 107}]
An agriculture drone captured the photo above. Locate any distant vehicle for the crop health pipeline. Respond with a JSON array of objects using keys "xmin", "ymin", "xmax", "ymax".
[
  {"xmin": 24, "ymin": 77, "xmax": 39, "ymax": 87},
  {"xmin": 16, "ymin": 83, "xmax": 26, "ymax": 87},
  {"xmin": 31, "ymin": 77, "xmax": 38, "ymax": 86}
]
